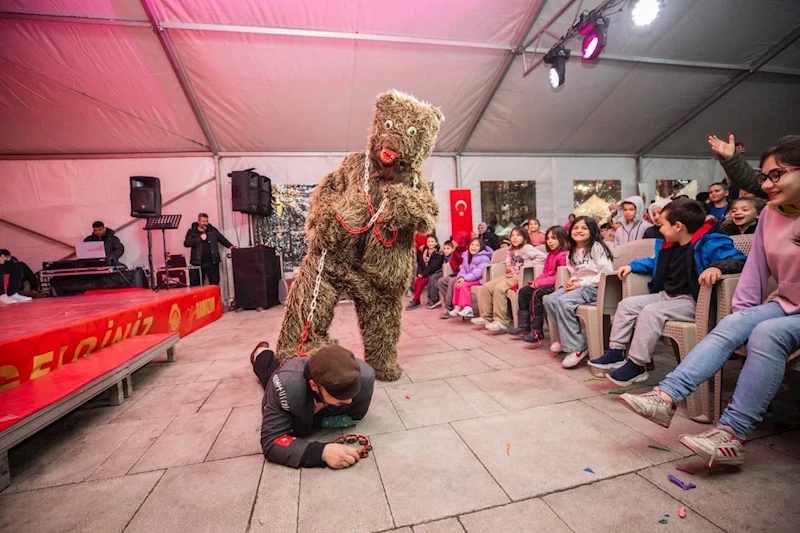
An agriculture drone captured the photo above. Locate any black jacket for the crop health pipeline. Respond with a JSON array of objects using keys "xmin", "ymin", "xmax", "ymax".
[
  {"xmin": 717, "ymin": 151, "xmax": 768, "ymax": 200},
  {"xmin": 183, "ymin": 222, "xmax": 232, "ymax": 265},
  {"xmin": 84, "ymin": 228, "xmax": 124, "ymax": 261},
  {"xmin": 260, "ymin": 357, "xmax": 375, "ymax": 468},
  {"xmin": 480, "ymin": 231, "xmax": 500, "ymax": 251},
  {"xmin": 643, "ymin": 226, "xmax": 662, "ymax": 239},
  {"xmin": 416, "ymin": 249, "xmax": 444, "ymax": 278}
]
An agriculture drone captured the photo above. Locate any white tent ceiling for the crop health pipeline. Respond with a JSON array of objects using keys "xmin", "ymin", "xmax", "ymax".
[{"xmin": 1, "ymin": 0, "xmax": 798, "ymax": 157}]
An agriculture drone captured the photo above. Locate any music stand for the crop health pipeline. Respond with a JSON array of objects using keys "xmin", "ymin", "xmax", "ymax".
[{"xmin": 143, "ymin": 215, "xmax": 182, "ymax": 290}]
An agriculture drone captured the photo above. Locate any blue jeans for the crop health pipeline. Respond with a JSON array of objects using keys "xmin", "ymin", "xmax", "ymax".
[{"xmin": 659, "ymin": 302, "xmax": 800, "ymax": 440}]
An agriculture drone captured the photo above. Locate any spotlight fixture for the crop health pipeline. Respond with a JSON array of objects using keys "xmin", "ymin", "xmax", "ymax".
[
  {"xmin": 631, "ymin": 0, "xmax": 662, "ymax": 27},
  {"xmin": 580, "ymin": 15, "xmax": 608, "ymax": 60},
  {"xmin": 543, "ymin": 46, "xmax": 570, "ymax": 88}
]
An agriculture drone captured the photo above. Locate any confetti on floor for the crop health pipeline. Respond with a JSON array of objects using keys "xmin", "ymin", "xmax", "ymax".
[
  {"xmin": 679, "ymin": 507, "xmax": 687, "ymax": 518},
  {"xmin": 648, "ymin": 445, "xmax": 672, "ymax": 452},
  {"xmin": 505, "ymin": 443, "xmax": 511, "ymax": 456},
  {"xmin": 583, "ymin": 467, "xmax": 595, "ymax": 474}
]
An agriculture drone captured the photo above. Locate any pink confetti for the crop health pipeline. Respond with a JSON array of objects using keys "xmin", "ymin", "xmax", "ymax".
[
  {"xmin": 676, "ymin": 467, "xmax": 695, "ymax": 475},
  {"xmin": 679, "ymin": 506, "xmax": 686, "ymax": 519},
  {"xmin": 405, "ymin": 395, "xmax": 411, "ymax": 400}
]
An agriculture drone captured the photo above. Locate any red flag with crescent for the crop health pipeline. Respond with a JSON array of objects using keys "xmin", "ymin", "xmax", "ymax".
[{"xmin": 450, "ymin": 189, "xmax": 473, "ymax": 237}]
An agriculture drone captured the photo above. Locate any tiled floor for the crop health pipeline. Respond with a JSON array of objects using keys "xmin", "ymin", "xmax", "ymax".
[{"xmin": 2, "ymin": 302, "xmax": 800, "ymax": 532}]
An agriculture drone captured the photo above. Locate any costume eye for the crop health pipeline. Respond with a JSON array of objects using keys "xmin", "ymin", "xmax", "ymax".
[
  {"xmin": 384, "ymin": 120, "xmax": 393, "ymax": 129},
  {"xmin": 407, "ymin": 126, "xmax": 417, "ymax": 136}
]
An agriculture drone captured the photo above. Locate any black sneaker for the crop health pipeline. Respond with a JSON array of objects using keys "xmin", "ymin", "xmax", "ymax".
[
  {"xmin": 588, "ymin": 348, "xmax": 626, "ymax": 370},
  {"xmin": 405, "ymin": 300, "xmax": 421, "ymax": 310},
  {"xmin": 606, "ymin": 360, "xmax": 649, "ymax": 387},
  {"xmin": 425, "ymin": 300, "xmax": 440, "ymax": 309}
]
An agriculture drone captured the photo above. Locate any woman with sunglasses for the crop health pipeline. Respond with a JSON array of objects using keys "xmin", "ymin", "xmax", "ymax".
[{"xmin": 620, "ymin": 135, "xmax": 800, "ymax": 467}]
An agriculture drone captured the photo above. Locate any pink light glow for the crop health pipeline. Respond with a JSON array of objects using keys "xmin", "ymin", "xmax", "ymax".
[{"xmin": 582, "ymin": 35, "xmax": 600, "ymax": 59}]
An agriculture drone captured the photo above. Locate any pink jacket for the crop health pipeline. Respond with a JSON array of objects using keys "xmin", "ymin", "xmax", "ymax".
[{"xmin": 534, "ymin": 250, "xmax": 568, "ymax": 288}]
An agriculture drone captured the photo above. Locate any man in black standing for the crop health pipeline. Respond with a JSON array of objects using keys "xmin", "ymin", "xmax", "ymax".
[{"xmin": 183, "ymin": 212, "xmax": 235, "ymax": 286}]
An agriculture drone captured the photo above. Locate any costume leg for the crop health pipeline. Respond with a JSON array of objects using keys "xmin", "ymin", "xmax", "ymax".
[
  {"xmin": 275, "ymin": 252, "xmax": 339, "ymax": 363},
  {"xmin": 353, "ymin": 285, "xmax": 404, "ymax": 381}
]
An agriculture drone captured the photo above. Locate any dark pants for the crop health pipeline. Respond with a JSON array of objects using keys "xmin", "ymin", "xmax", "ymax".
[
  {"xmin": 518, "ymin": 284, "xmax": 556, "ymax": 333},
  {"xmin": 1, "ymin": 261, "xmax": 23, "ymax": 295},
  {"xmin": 19, "ymin": 261, "xmax": 38, "ymax": 291},
  {"xmin": 190, "ymin": 262, "xmax": 220, "ymax": 286}
]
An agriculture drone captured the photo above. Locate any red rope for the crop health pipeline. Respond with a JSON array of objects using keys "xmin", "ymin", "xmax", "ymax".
[
  {"xmin": 297, "ymin": 320, "xmax": 312, "ymax": 357},
  {"xmin": 335, "ymin": 191, "xmax": 398, "ymax": 248}
]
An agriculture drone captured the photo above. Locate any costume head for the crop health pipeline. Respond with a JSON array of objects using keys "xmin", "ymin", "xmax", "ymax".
[{"xmin": 368, "ymin": 90, "xmax": 444, "ymax": 185}]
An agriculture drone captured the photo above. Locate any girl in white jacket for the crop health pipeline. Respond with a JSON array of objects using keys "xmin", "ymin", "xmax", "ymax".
[{"xmin": 544, "ymin": 216, "xmax": 615, "ymax": 368}]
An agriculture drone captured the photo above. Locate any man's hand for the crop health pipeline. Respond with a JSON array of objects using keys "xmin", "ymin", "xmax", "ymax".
[
  {"xmin": 617, "ymin": 266, "xmax": 632, "ymax": 280},
  {"xmin": 565, "ymin": 279, "xmax": 579, "ymax": 291},
  {"xmin": 200, "ymin": 233, "xmax": 208, "ymax": 241},
  {"xmin": 699, "ymin": 267, "xmax": 722, "ymax": 286},
  {"xmin": 505, "ymin": 265, "xmax": 512, "ymax": 275},
  {"xmin": 708, "ymin": 134, "xmax": 736, "ymax": 159},
  {"xmin": 230, "ymin": 245, "xmax": 237, "ymax": 250},
  {"xmin": 322, "ymin": 443, "xmax": 361, "ymax": 469}
]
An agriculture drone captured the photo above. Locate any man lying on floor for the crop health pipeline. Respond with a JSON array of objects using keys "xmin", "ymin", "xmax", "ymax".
[{"xmin": 254, "ymin": 344, "xmax": 375, "ymax": 469}]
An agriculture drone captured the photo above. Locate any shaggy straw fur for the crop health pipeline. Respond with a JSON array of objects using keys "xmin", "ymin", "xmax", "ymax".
[{"xmin": 276, "ymin": 90, "xmax": 442, "ymax": 381}]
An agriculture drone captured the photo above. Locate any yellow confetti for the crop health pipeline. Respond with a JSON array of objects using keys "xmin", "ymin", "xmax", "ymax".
[{"xmin": 505, "ymin": 443, "xmax": 511, "ymax": 455}]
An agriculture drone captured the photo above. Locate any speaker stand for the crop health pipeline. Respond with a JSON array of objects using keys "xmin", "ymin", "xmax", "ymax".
[{"xmin": 145, "ymin": 229, "xmax": 156, "ymax": 289}]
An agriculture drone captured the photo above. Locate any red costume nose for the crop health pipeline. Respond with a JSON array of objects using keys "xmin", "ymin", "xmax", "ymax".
[{"xmin": 379, "ymin": 148, "xmax": 399, "ymax": 165}]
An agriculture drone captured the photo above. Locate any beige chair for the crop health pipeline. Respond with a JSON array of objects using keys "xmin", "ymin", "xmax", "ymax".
[
  {"xmin": 470, "ymin": 247, "xmax": 508, "ymax": 313},
  {"xmin": 709, "ymin": 274, "xmax": 799, "ymax": 424},
  {"xmin": 576, "ymin": 240, "xmax": 656, "ymax": 375},
  {"xmin": 622, "ymin": 235, "xmax": 753, "ymax": 422}
]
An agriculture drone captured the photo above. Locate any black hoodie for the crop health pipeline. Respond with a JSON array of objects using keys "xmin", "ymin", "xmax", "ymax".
[
  {"xmin": 84, "ymin": 228, "xmax": 124, "ymax": 261},
  {"xmin": 183, "ymin": 222, "xmax": 233, "ymax": 265}
]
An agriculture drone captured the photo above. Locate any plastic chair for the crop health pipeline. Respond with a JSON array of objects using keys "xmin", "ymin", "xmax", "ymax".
[{"xmin": 470, "ymin": 248, "xmax": 507, "ymax": 313}]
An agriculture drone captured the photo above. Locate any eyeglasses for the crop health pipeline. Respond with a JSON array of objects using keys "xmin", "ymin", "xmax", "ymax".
[{"xmin": 755, "ymin": 166, "xmax": 800, "ymax": 185}]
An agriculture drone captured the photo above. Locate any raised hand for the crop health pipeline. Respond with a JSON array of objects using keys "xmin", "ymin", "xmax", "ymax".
[{"xmin": 707, "ymin": 134, "xmax": 736, "ymax": 159}]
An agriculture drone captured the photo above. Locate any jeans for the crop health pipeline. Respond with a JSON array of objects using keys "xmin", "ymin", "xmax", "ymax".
[
  {"xmin": 659, "ymin": 302, "xmax": 800, "ymax": 440},
  {"xmin": 544, "ymin": 286, "xmax": 598, "ymax": 352}
]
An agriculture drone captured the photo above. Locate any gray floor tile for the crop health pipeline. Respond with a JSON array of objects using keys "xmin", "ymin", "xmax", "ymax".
[
  {"xmin": 385, "ymin": 381, "xmax": 481, "ymax": 429},
  {"xmin": 206, "ymin": 405, "xmax": 263, "ymax": 461},
  {"xmin": 130, "ymin": 409, "xmax": 230, "ymax": 473},
  {"xmin": 462, "ymin": 347, "xmax": 513, "ymax": 370},
  {"xmin": 399, "ymin": 350, "xmax": 492, "ymax": 382},
  {"xmin": 0, "ymin": 471, "xmax": 163, "ymax": 533},
  {"xmin": 115, "ymin": 381, "xmax": 219, "ymax": 421},
  {"xmin": 88, "ymin": 417, "xmax": 174, "ymax": 480},
  {"xmin": 459, "ymin": 499, "xmax": 572, "ymax": 533},
  {"xmin": 373, "ymin": 424, "xmax": 508, "ymax": 526},
  {"xmin": 5, "ymin": 420, "xmax": 142, "ymax": 492},
  {"xmin": 442, "ymin": 333, "xmax": 491, "ymax": 351},
  {"xmin": 249, "ymin": 462, "xmax": 300, "ymax": 533},
  {"xmin": 352, "ymin": 388, "xmax": 406, "ymax": 436},
  {"xmin": 196, "ymin": 357, "xmax": 254, "ymax": 381},
  {"xmin": 298, "ymin": 455, "xmax": 393, "ymax": 533},
  {"xmin": 125, "ymin": 455, "xmax": 263, "ymax": 533},
  {"xmin": 132, "ymin": 361, "xmax": 213, "ymax": 388},
  {"xmin": 754, "ymin": 429, "xmax": 800, "ymax": 460},
  {"xmin": 413, "ymin": 517, "xmax": 465, "ymax": 532},
  {"xmin": 544, "ymin": 473, "xmax": 722, "ymax": 533},
  {"xmin": 451, "ymin": 404, "xmax": 652, "ymax": 500},
  {"xmin": 200, "ymin": 377, "xmax": 264, "ymax": 411},
  {"xmin": 638, "ymin": 443, "xmax": 800, "ymax": 533},
  {"xmin": 398, "ymin": 336, "xmax": 455, "ymax": 357},
  {"xmin": 477, "ymin": 343, "xmax": 552, "ymax": 368},
  {"xmin": 376, "ymin": 372, "xmax": 412, "ymax": 388},
  {"xmin": 445, "ymin": 377, "xmax": 507, "ymax": 416},
  {"xmin": 466, "ymin": 365, "xmax": 599, "ymax": 411}
]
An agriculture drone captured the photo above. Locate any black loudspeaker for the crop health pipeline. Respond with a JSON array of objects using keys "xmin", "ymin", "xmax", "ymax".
[
  {"xmin": 129, "ymin": 176, "xmax": 162, "ymax": 218},
  {"xmin": 230, "ymin": 168, "xmax": 273, "ymax": 216},
  {"xmin": 232, "ymin": 246, "xmax": 280, "ymax": 309}
]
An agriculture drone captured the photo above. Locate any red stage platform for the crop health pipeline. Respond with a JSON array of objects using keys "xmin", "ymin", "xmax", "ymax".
[{"xmin": 0, "ymin": 287, "xmax": 221, "ymax": 393}]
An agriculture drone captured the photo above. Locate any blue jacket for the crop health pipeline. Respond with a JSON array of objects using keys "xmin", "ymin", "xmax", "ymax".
[{"xmin": 629, "ymin": 220, "xmax": 747, "ymax": 300}]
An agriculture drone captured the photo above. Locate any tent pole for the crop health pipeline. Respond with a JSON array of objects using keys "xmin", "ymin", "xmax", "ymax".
[
  {"xmin": 0, "ymin": 11, "xmax": 150, "ymax": 28},
  {"xmin": 0, "ymin": 218, "xmax": 74, "ymax": 250},
  {"xmin": 139, "ymin": 0, "xmax": 220, "ymax": 155},
  {"xmin": 636, "ymin": 25, "xmax": 800, "ymax": 156},
  {"xmin": 213, "ymin": 155, "xmax": 231, "ymax": 307},
  {"xmin": 455, "ymin": 0, "xmax": 548, "ymax": 154}
]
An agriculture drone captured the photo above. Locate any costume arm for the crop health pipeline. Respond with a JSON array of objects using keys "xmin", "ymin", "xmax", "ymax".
[
  {"xmin": 305, "ymin": 167, "xmax": 347, "ymax": 252},
  {"xmin": 380, "ymin": 175, "xmax": 439, "ymax": 234}
]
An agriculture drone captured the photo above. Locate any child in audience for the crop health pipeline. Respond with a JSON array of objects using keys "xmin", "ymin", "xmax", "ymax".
[
  {"xmin": 426, "ymin": 240, "xmax": 454, "ymax": 308},
  {"xmin": 507, "ymin": 227, "xmax": 570, "ymax": 347},
  {"xmin": 406, "ymin": 236, "xmax": 443, "ymax": 310},
  {"xmin": 545, "ymin": 216, "xmax": 615, "ymax": 368},
  {"xmin": 600, "ymin": 223, "xmax": 616, "ymax": 243},
  {"xmin": 589, "ymin": 198, "xmax": 747, "ymax": 385},
  {"xmin": 643, "ymin": 198, "xmax": 671, "ymax": 239},
  {"xmin": 706, "ymin": 182, "xmax": 731, "ymax": 220},
  {"xmin": 449, "ymin": 238, "xmax": 492, "ymax": 318},
  {"xmin": 439, "ymin": 232, "xmax": 469, "ymax": 314},
  {"xmin": 615, "ymin": 196, "xmax": 652, "ymax": 245},
  {"xmin": 527, "ymin": 218, "xmax": 547, "ymax": 246},
  {"xmin": 472, "ymin": 227, "xmax": 542, "ymax": 331},
  {"xmin": 621, "ymin": 136, "xmax": 800, "ymax": 466},
  {"xmin": 719, "ymin": 197, "xmax": 766, "ymax": 235}
]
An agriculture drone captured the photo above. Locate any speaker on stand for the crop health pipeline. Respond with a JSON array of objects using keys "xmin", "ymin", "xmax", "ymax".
[
  {"xmin": 231, "ymin": 247, "xmax": 281, "ymax": 310},
  {"xmin": 129, "ymin": 176, "xmax": 163, "ymax": 288}
]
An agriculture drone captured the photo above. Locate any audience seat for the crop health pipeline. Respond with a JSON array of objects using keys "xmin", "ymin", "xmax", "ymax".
[{"xmin": 470, "ymin": 248, "xmax": 508, "ymax": 313}]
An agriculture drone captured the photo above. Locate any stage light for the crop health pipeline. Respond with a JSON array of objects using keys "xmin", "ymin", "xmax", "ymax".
[
  {"xmin": 543, "ymin": 46, "xmax": 570, "ymax": 88},
  {"xmin": 631, "ymin": 0, "xmax": 661, "ymax": 27},
  {"xmin": 580, "ymin": 16, "xmax": 608, "ymax": 60}
]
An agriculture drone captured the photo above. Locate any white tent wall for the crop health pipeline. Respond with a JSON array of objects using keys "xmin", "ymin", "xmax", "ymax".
[
  {"xmin": 460, "ymin": 156, "xmax": 637, "ymax": 227},
  {"xmin": 0, "ymin": 156, "xmax": 219, "ymax": 281}
]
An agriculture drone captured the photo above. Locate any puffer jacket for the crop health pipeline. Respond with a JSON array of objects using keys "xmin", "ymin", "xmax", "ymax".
[
  {"xmin": 457, "ymin": 247, "xmax": 493, "ymax": 282},
  {"xmin": 183, "ymin": 222, "xmax": 233, "ymax": 265}
]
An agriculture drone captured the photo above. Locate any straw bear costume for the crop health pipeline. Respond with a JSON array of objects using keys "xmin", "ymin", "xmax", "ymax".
[{"xmin": 275, "ymin": 90, "xmax": 443, "ymax": 381}]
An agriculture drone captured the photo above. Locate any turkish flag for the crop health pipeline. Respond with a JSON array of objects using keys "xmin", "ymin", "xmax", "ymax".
[
  {"xmin": 450, "ymin": 189, "xmax": 473, "ymax": 237},
  {"xmin": 274, "ymin": 434, "xmax": 295, "ymax": 447}
]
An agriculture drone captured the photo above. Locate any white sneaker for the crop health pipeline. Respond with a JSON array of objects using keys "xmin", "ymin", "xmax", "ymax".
[
  {"xmin": 448, "ymin": 306, "xmax": 463, "ymax": 317},
  {"xmin": 10, "ymin": 293, "xmax": 32, "ymax": 302},
  {"xmin": 549, "ymin": 341, "xmax": 562, "ymax": 353},
  {"xmin": 471, "ymin": 317, "xmax": 490, "ymax": 325},
  {"xmin": 0, "ymin": 294, "xmax": 18, "ymax": 304},
  {"xmin": 562, "ymin": 350, "xmax": 588, "ymax": 368},
  {"xmin": 680, "ymin": 428, "xmax": 745, "ymax": 467},
  {"xmin": 458, "ymin": 306, "xmax": 474, "ymax": 318},
  {"xmin": 485, "ymin": 321, "xmax": 508, "ymax": 332}
]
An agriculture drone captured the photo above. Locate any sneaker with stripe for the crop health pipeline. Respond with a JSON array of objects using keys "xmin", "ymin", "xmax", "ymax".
[
  {"xmin": 679, "ymin": 428, "xmax": 745, "ymax": 467},
  {"xmin": 618, "ymin": 387, "xmax": 676, "ymax": 428}
]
